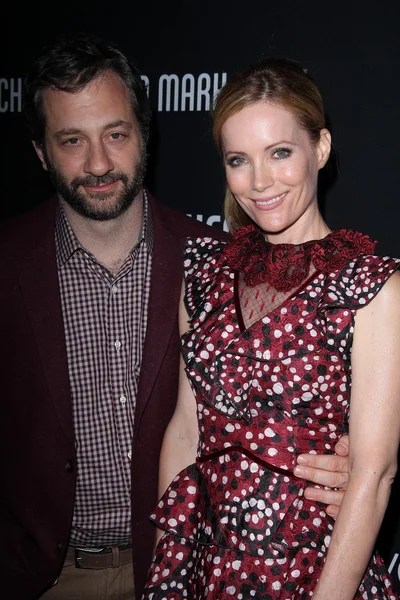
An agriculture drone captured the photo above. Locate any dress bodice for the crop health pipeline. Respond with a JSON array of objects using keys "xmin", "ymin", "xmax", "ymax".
[{"xmin": 182, "ymin": 230, "xmax": 398, "ymax": 468}]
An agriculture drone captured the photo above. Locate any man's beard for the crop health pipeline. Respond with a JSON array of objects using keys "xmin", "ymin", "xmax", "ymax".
[{"xmin": 44, "ymin": 149, "xmax": 147, "ymax": 221}]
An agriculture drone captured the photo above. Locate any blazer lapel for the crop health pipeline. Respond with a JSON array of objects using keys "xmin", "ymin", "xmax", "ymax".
[
  {"xmin": 134, "ymin": 199, "xmax": 183, "ymax": 434},
  {"xmin": 18, "ymin": 209, "xmax": 74, "ymax": 445}
]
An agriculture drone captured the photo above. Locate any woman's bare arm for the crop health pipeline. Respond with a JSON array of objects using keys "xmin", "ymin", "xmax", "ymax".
[
  {"xmin": 312, "ymin": 271, "xmax": 400, "ymax": 600},
  {"xmin": 155, "ymin": 282, "xmax": 199, "ymax": 544}
]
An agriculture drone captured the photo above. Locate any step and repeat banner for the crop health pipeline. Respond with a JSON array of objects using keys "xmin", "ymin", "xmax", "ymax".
[{"xmin": 2, "ymin": 0, "xmax": 400, "ymax": 591}]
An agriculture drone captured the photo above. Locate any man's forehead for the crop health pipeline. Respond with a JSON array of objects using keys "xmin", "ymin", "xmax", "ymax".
[
  {"xmin": 43, "ymin": 72, "xmax": 129, "ymax": 104},
  {"xmin": 42, "ymin": 74, "xmax": 137, "ymax": 129}
]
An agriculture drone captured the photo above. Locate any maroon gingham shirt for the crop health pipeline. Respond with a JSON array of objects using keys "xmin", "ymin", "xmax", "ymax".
[{"xmin": 55, "ymin": 195, "xmax": 153, "ymax": 547}]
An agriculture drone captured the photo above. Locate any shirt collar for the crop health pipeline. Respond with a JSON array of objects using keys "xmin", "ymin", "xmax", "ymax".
[
  {"xmin": 55, "ymin": 205, "xmax": 81, "ymax": 268},
  {"xmin": 55, "ymin": 190, "xmax": 154, "ymax": 269}
]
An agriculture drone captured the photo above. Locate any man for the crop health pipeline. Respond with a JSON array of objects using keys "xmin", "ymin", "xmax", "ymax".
[{"xmin": 0, "ymin": 33, "xmax": 349, "ymax": 599}]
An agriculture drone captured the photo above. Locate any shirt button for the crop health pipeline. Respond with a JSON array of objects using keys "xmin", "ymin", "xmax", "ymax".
[
  {"xmin": 119, "ymin": 395, "xmax": 127, "ymax": 405},
  {"xmin": 111, "ymin": 285, "xmax": 118, "ymax": 294},
  {"xmin": 64, "ymin": 459, "xmax": 74, "ymax": 472},
  {"xmin": 114, "ymin": 340, "xmax": 121, "ymax": 350},
  {"xmin": 127, "ymin": 450, "xmax": 132, "ymax": 460}
]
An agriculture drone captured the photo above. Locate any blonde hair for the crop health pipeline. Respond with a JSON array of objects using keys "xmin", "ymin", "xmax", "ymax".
[{"xmin": 212, "ymin": 57, "xmax": 327, "ymax": 231}]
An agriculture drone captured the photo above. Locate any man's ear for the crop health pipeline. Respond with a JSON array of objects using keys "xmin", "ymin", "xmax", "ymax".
[
  {"xmin": 316, "ymin": 128, "xmax": 331, "ymax": 170},
  {"xmin": 32, "ymin": 141, "xmax": 48, "ymax": 171}
]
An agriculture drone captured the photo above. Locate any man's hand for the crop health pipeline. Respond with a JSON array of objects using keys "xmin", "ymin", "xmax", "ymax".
[{"xmin": 293, "ymin": 436, "xmax": 349, "ymax": 518}]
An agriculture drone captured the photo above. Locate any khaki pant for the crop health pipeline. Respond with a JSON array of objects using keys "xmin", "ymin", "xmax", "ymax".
[{"xmin": 41, "ymin": 552, "xmax": 135, "ymax": 600}]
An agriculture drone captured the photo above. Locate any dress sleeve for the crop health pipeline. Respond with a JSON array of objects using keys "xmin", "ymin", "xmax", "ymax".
[
  {"xmin": 319, "ymin": 254, "xmax": 400, "ymax": 312},
  {"xmin": 182, "ymin": 237, "xmax": 227, "ymax": 321}
]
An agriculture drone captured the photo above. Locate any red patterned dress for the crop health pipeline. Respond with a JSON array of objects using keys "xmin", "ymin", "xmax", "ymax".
[{"xmin": 143, "ymin": 226, "xmax": 400, "ymax": 600}]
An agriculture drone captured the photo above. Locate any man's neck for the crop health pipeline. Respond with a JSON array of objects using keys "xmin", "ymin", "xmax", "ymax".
[{"xmin": 59, "ymin": 191, "xmax": 144, "ymax": 274}]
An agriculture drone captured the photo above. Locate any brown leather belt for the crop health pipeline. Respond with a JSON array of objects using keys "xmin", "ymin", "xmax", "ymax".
[{"xmin": 66, "ymin": 545, "xmax": 132, "ymax": 569}]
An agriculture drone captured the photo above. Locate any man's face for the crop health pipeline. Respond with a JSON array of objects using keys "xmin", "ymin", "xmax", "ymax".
[{"xmin": 34, "ymin": 71, "xmax": 146, "ymax": 221}]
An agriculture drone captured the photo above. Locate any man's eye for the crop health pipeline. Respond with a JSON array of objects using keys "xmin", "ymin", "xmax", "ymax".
[{"xmin": 64, "ymin": 138, "xmax": 79, "ymax": 146}]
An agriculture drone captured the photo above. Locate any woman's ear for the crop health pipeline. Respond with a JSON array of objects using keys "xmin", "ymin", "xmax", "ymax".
[{"xmin": 316, "ymin": 128, "xmax": 331, "ymax": 169}]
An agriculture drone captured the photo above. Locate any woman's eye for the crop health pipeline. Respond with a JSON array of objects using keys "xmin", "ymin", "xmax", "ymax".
[
  {"xmin": 273, "ymin": 147, "xmax": 292, "ymax": 159},
  {"xmin": 226, "ymin": 155, "xmax": 246, "ymax": 168}
]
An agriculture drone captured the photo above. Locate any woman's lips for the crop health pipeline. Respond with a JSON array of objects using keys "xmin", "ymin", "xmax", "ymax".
[{"xmin": 251, "ymin": 191, "xmax": 288, "ymax": 209}]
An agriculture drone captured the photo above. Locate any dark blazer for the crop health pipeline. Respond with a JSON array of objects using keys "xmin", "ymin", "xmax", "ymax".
[{"xmin": 0, "ymin": 192, "xmax": 229, "ymax": 599}]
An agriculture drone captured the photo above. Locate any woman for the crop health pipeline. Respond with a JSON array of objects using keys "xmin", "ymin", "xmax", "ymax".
[{"xmin": 143, "ymin": 58, "xmax": 400, "ymax": 599}]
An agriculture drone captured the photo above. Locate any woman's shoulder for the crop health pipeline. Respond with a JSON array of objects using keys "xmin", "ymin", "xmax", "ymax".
[
  {"xmin": 182, "ymin": 236, "xmax": 231, "ymax": 321},
  {"xmin": 183, "ymin": 236, "xmax": 228, "ymax": 278},
  {"xmin": 323, "ymin": 252, "xmax": 400, "ymax": 310}
]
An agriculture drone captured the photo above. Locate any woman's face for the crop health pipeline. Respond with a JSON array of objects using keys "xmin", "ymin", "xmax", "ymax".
[{"xmin": 221, "ymin": 102, "xmax": 330, "ymax": 241}]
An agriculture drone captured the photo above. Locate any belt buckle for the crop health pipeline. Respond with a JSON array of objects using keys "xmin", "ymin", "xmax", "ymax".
[
  {"xmin": 74, "ymin": 547, "xmax": 106, "ymax": 569},
  {"xmin": 74, "ymin": 548, "xmax": 84, "ymax": 569}
]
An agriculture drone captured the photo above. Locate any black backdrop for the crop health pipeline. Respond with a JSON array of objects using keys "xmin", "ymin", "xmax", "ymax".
[{"xmin": 2, "ymin": 0, "xmax": 400, "ymax": 590}]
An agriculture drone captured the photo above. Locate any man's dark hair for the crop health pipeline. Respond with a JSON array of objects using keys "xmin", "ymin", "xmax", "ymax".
[{"xmin": 23, "ymin": 32, "xmax": 151, "ymax": 148}]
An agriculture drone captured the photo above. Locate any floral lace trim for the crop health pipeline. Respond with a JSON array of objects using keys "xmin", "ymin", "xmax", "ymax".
[{"xmin": 223, "ymin": 225, "xmax": 377, "ymax": 291}]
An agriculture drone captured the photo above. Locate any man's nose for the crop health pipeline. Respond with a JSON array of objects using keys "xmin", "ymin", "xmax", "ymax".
[{"xmin": 84, "ymin": 141, "xmax": 114, "ymax": 176}]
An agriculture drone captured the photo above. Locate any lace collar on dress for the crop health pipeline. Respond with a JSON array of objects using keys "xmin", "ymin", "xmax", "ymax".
[{"xmin": 223, "ymin": 224, "xmax": 376, "ymax": 292}]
